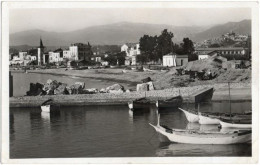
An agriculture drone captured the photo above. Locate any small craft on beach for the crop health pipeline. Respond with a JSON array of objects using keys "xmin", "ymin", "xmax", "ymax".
[
  {"xmin": 156, "ymin": 96, "xmax": 183, "ymax": 109},
  {"xmin": 128, "ymin": 97, "xmax": 150, "ymax": 110},
  {"xmin": 149, "ymin": 115, "xmax": 251, "ymax": 144},
  {"xmin": 41, "ymin": 99, "xmax": 60, "ymax": 113}
]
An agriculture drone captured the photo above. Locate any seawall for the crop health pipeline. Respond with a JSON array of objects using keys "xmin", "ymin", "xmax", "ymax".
[{"xmin": 9, "ymin": 84, "xmax": 251, "ymax": 108}]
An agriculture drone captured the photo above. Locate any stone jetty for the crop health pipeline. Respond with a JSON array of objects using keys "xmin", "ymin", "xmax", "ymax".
[{"xmin": 10, "ymin": 81, "xmax": 251, "ymax": 108}]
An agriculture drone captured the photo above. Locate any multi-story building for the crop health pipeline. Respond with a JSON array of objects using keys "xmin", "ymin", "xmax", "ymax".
[
  {"xmin": 19, "ymin": 52, "xmax": 27, "ymax": 60},
  {"xmin": 121, "ymin": 43, "xmax": 140, "ymax": 57},
  {"xmin": 70, "ymin": 43, "xmax": 93, "ymax": 61},
  {"xmin": 62, "ymin": 43, "xmax": 92, "ymax": 61},
  {"xmin": 49, "ymin": 52, "xmax": 63, "ymax": 63},
  {"xmin": 121, "ymin": 43, "xmax": 140, "ymax": 65}
]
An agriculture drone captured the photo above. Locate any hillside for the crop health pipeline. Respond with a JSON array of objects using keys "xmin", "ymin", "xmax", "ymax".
[
  {"xmin": 192, "ymin": 20, "xmax": 251, "ymax": 42},
  {"xmin": 10, "ymin": 20, "xmax": 251, "ymax": 46},
  {"xmin": 9, "ymin": 22, "xmax": 205, "ymax": 46}
]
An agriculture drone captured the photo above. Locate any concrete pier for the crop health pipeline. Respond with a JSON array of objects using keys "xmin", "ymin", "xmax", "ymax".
[{"xmin": 9, "ymin": 86, "xmax": 216, "ymax": 108}]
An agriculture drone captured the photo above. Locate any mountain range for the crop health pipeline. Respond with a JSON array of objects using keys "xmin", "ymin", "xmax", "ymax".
[{"xmin": 10, "ymin": 19, "xmax": 251, "ymax": 47}]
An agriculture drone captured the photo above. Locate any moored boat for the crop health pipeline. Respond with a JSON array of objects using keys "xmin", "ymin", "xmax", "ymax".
[
  {"xmin": 180, "ymin": 107, "xmax": 251, "ymax": 124},
  {"xmin": 178, "ymin": 108, "xmax": 199, "ymax": 123},
  {"xmin": 156, "ymin": 96, "xmax": 183, "ymax": 109},
  {"xmin": 198, "ymin": 112, "xmax": 220, "ymax": 125},
  {"xmin": 219, "ymin": 119, "xmax": 252, "ymax": 128},
  {"xmin": 41, "ymin": 99, "xmax": 60, "ymax": 113},
  {"xmin": 128, "ymin": 97, "xmax": 150, "ymax": 110},
  {"xmin": 149, "ymin": 115, "xmax": 251, "ymax": 144}
]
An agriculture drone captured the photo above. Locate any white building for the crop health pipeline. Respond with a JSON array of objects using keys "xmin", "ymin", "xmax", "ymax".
[
  {"xmin": 19, "ymin": 52, "xmax": 27, "ymax": 60},
  {"xmin": 121, "ymin": 43, "xmax": 141, "ymax": 57},
  {"xmin": 101, "ymin": 61, "xmax": 109, "ymax": 66},
  {"xmin": 49, "ymin": 52, "xmax": 63, "ymax": 63},
  {"xmin": 69, "ymin": 45, "xmax": 79, "ymax": 61},
  {"xmin": 63, "ymin": 50, "xmax": 71, "ymax": 59},
  {"xmin": 163, "ymin": 53, "xmax": 177, "ymax": 67},
  {"xmin": 198, "ymin": 51, "xmax": 218, "ymax": 60},
  {"xmin": 121, "ymin": 43, "xmax": 141, "ymax": 66},
  {"xmin": 163, "ymin": 53, "xmax": 189, "ymax": 67}
]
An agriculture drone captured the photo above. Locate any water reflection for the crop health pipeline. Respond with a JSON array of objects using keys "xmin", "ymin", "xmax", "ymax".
[
  {"xmin": 156, "ymin": 142, "xmax": 252, "ymax": 156},
  {"xmin": 182, "ymin": 101, "xmax": 251, "ymax": 114},
  {"xmin": 10, "ymin": 101, "xmax": 252, "ymax": 158}
]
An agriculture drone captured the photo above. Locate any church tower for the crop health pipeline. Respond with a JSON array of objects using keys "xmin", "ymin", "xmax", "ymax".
[{"xmin": 38, "ymin": 38, "xmax": 45, "ymax": 65}]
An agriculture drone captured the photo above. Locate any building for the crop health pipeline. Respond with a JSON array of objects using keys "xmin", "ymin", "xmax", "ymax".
[
  {"xmin": 19, "ymin": 52, "xmax": 27, "ymax": 60},
  {"xmin": 121, "ymin": 43, "xmax": 141, "ymax": 57},
  {"xmin": 163, "ymin": 53, "xmax": 188, "ymax": 67},
  {"xmin": 49, "ymin": 52, "xmax": 63, "ymax": 63},
  {"xmin": 198, "ymin": 51, "xmax": 218, "ymax": 60},
  {"xmin": 70, "ymin": 43, "xmax": 93, "ymax": 61},
  {"xmin": 121, "ymin": 43, "xmax": 141, "ymax": 66},
  {"xmin": 101, "ymin": 61, "xmax": 109, "ymax": 66},
  {"xmin": 176, "ymin": 55, "xmax": 188, "ymax": 66},
  {"xmin": 195, "ymin": 47, "xmax": 248, "ymax": 57},
  {"xmin": 37, "ymin": 38, "xmax": 45, "ymax": 65},
  {"xmin": 63, "ymin": 50, "xmax": 71, "ymax": 59},
  {"xmin": 163, "ymin": 53, "xmax": 176, "ymax": 67}
]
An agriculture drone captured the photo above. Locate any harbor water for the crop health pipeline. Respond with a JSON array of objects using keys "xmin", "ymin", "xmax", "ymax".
[
  {"xmin": 10, "ymin": 101, "xmax": 252, "ymax": 158},
  {"xmin": 9, "ymin": 72, "xmax": 252, "ymax": 158}
]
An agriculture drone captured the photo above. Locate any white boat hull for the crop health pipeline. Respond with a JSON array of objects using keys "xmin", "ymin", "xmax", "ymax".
[
  {"xmin": 149, "ymin": 124, "xmax": 251, "ymax": 144},
  {"xmin": 199, "ymin": 114, "xmax": 220, "ymax": 125},
  {"xmin": 179, "ymin": 108, "xmax": 199, "ymax": 123},
  {"xmin": 220, "ymin": 120, "xmax": 252, "ymax": 128},
  {"xmin": 128, "ymin": 103, "xmax": 133, "ymax": 109},
  {"xmin": 41, "ymin": 105, "xmax": 50, "ymax": 113}
]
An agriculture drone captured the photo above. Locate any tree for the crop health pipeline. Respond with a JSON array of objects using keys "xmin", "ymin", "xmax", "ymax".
[
  {"xmin": 156, "ymin": 29, "xmax": 174, "ymax": 60},
  {"xmin": 136, "ymin": 54, "xmax": 148, "ymax": 64},
  {"xmin": 139, "ymin": 35, "xmax": 158, "ymax": 62},
  {"xmin": 104, "ymin": 55, "xmax": 117, "ymax": 66},
  {"xmin": 115, "ymin": 51, "xmax": 126, "ymax": 65},
  {"xmin": 83, "ymin": 42, "xmax": 94, "ymax": 61},
  {"xmin": 181, "ymin": 38, "xmax": 194, "ymax": 55}
]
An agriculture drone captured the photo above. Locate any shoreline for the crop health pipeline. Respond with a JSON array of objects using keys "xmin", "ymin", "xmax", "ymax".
[
  {"xmin": 9, "ymin": 85, "xmax": 251, "ymax": 108},
  {"xmin": 11, "ymin": 70, "xmax": 138, "ymax": 88}
]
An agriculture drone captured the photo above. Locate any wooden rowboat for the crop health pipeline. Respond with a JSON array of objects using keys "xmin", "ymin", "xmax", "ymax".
[
  {"xmin": 128, "ymin": 98, "xmax": 150, "ymax": 110},
  {"xmin": 149, "ymin": 115, "xmax": 251, "ymax": 144},
  {"xmin": 156, "ymin": 96, "xmax": 183, "ymax": 109}
]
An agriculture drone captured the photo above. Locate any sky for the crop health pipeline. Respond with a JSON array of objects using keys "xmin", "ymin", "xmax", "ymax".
[{"xmin": 9, "ymin": 8, "xmax": 251, "ymax": 34}]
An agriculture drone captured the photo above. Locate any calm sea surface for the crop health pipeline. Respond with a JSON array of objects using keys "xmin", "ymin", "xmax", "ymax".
[{"xmin": 10, "ymin": 73, "xmax": 252, "ymax": 158}]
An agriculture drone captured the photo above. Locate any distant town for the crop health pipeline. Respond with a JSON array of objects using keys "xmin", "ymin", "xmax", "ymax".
[{"xmin": 9, "ymin": 29, "xmax": 251, "ymax": 71}]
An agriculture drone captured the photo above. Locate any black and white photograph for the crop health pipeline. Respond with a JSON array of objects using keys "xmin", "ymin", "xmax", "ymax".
[{"xmin": 1, "ymin": 1, "xmax": 259, "ymax": 164}]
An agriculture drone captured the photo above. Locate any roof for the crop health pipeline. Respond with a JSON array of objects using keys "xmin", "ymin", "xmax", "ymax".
[
  {"xmin": 163, "ymin": 52, "xmax": 177, "ymax": 57},
  {"xmin": 176, "ymin": 55, "xmax": 188, "ymax": 58},
  {"xmin": 54, "ymin": 48, "xmax": 63, "ymax": 53},
  {"xmin": 123, "ymin": 43, "xmax": 138, "ymax": 48},
  {"xmin": 195, "ymin": 47, "xmax": 247, "ymax": 51}
]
